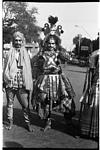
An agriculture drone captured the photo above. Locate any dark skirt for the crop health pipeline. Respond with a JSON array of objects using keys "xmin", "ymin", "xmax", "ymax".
[{"xmin": 79, "ymin": 79, "xmax": 99, "ymax": 139}]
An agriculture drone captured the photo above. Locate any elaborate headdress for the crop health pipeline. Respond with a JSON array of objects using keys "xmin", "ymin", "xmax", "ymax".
[{"xmin": 42, "ymin": 16, "xmax": 64, "ymax": 45}]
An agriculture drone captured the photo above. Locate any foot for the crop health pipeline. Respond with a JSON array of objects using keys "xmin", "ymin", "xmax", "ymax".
[
  {"xmin": 26, "ymin": 124, "xmax": 34, "ymax": 132},
  {"xmin": 43, "ymin": 118, "xmax": 52, "ymax": 132},
  {"xmin": 43, "ymin": 124, "xmax": 51, "ymax": 132},
  {"xmin": 5, "ymin": 124, "xmax": 12, "ymax": 130},
  {"xmin": 5, "ymin": 120, "xmax": 13, "ymax": 130}
]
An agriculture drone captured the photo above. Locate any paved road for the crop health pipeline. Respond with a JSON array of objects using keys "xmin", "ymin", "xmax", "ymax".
[{"xmin": 3, "ymin": 64, "xmax": 98, "ymax": 148}]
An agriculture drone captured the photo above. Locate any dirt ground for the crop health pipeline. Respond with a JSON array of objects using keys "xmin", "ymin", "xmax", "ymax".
[{"xmin": 3, "ymin": 64, "xmax": 98, "ymax": 149}]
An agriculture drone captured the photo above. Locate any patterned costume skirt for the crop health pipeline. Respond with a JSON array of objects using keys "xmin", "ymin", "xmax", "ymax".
[
  {"xmin": 33, "ymin": 73, "xmax": 76, "ymax": 119},
  {"xmin": 79, "ymin": 79, "xmax": 99, "ymax": 139}
]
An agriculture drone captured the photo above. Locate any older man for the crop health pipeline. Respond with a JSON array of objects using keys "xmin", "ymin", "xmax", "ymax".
[{"xmin": 3, "ymin": 31, "xmax": 33, "ymax": 132}]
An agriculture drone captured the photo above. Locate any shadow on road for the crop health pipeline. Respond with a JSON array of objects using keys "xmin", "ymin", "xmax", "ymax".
[
  {"xmin": 4, "ymin": 141, "xmax": 23, "ymax": 148},
  {"xmin": 3, "ymin": 105, "xmax": 80, "ymax": 138},
  {"xmin": 66, "ymin": 69, "xmax": 86, "ymax": 74}
]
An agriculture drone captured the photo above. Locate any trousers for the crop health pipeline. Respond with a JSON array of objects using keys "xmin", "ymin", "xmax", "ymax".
[{"xmin": 6, "ymin": 87, "xmax": 31, "ymax": 124}]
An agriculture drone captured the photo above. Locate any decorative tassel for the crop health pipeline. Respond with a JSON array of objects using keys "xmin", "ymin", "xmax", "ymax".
[{"xmin": 48, "ymin": 16, "xmax": 58, "ymax": 27}]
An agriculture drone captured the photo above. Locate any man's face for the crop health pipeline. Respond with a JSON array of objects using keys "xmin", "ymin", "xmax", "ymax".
[
  {"xmin": 14, "ymin": 36, "xmax": 23, "ymax": 48},
  {"xmin": 48, "ymin": 38, "xmax": 56, "ymax": 51}
]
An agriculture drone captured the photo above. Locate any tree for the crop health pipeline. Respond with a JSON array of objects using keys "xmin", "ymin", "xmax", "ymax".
[
  {"xmin": 73, "ymin": 35, "xmax": 91, "ymax": 57},
  {"xmin": 3, "ymin": 2, "xmax": 42, "ymax": 43},
  {"xmin": 92, "ymin": 34, "xmax": 99, "ymax": 51},
  {"xmin": 73, "ymin": 35, "xmax": 80, "ymax": 45}
]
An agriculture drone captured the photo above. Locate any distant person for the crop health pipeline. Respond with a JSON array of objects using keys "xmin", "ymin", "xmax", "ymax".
[
  {"xmin": 3, "ymin": 31, "xmax": 34, "ymax": 132},
  {"xmin": 79, "ymin": 49, "xmax": 99, "ymax": 140}
]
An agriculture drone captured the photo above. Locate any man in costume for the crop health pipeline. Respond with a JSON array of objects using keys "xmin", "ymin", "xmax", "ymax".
[
  {"xmin": 32, "ymin": 16, "xmax": 76, "ymax": 132},
  {"xmin": 3, "ymin": 31, "xmax": 33, "ymax": 132}
]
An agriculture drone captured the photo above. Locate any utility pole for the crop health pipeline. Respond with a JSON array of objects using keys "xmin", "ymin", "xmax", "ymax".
[{"xmin": 77, "ymin": 34, "xmax": 82, "ymax": 58}]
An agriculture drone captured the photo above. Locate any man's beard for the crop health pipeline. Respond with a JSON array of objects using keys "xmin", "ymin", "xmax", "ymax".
[{"xmin": 15, "ymin": 44, "xmax": 22, "ymax": 48}]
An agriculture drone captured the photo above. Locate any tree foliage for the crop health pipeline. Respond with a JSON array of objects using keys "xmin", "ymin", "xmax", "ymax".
[
  {"xmin": 72, "ymin": 34, "xmax": 92, "ymax": 57},
  {"xmin": 3, "ymin": 2, "xmax": 42, "ymax": 43},
  {"xmin": 92, "ymin": 37, "xmax": 99, "ymax": 51},
  {"xmin": 73, "ymin": 35, "xmax": 79, "ymax": 45}
]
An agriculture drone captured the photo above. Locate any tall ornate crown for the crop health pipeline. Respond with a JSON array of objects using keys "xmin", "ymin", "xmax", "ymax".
[{"xmin": 42, "ymin": 16, "xmax": 64, "ymax": 37}]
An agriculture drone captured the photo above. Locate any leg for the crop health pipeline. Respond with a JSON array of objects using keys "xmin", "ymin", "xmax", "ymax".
[
  {"xmin": 17, "ymin": 88, "xmax": 34, "ymax": 132},
  {"xmin": 5, "ymin": 88, "xmax": 15, "ymax": 130},
  {"xmin": 43, "ymin": 104, "xmax": 52, "ymax": 132},
  {"xmin": 31, "ymin": 81, "xmax": 36, "ymax": 110},
  {"xmin": 37, "ymin": 91, "xmax": 52, "ymax": 132}
]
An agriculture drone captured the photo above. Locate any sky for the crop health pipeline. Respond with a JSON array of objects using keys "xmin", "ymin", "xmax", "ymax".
[
  {"xmin": 4, "ymin": 2, "xmax": 100, "ymax": 50},
  {"xmin": 27, "ymin": 2, "xmax": 99, "ymax": 51}
]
